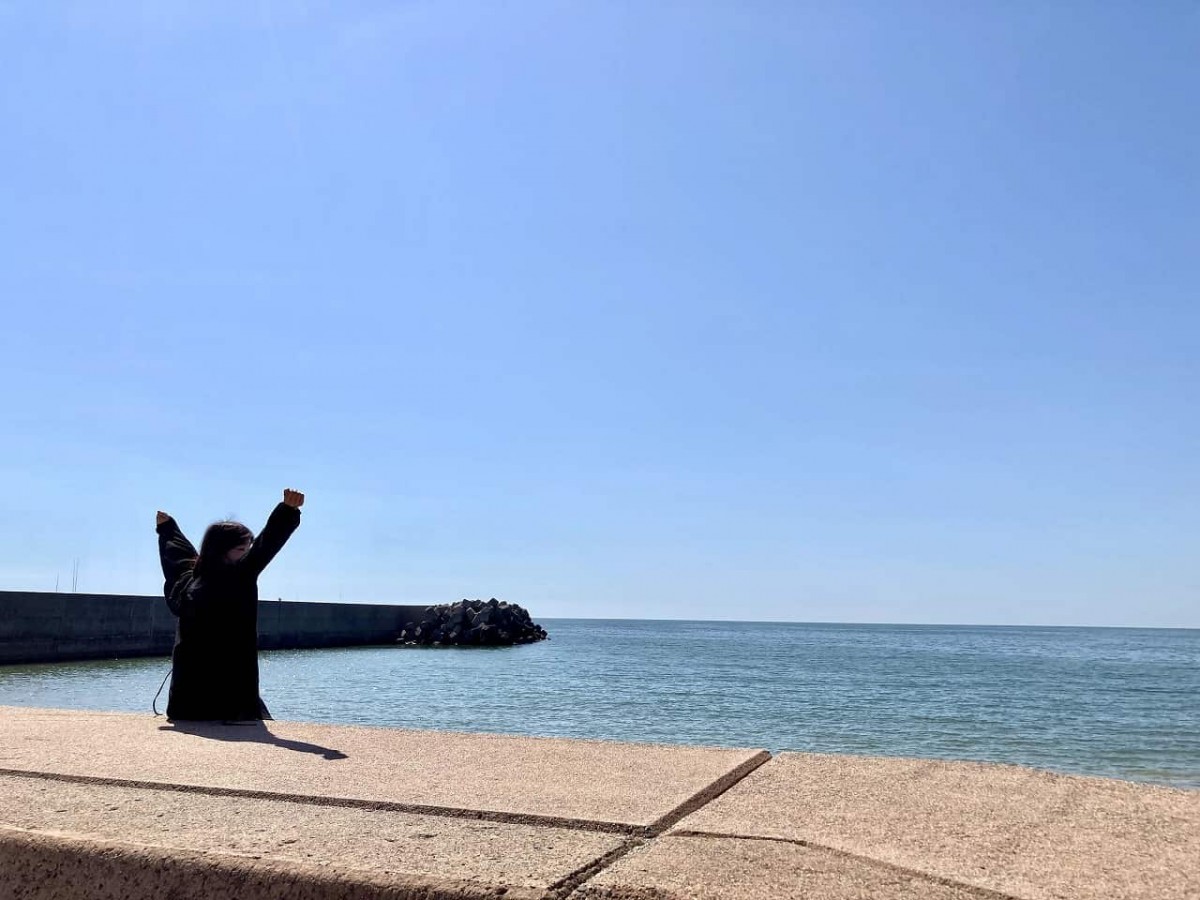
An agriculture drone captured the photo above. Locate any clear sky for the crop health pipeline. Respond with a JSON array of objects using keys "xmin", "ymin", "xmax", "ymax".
[{"xmin": 1, "ymin": 2, "xmax": 1196, "ymax": 626}]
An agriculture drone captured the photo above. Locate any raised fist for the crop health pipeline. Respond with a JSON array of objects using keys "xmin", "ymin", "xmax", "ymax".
[
  {"xmin": 283, "ymin": 489, "xmax": 305, "ymax": 509},
  {"xmin": 156, "ymin": 511, "xmax": 170, "ymax": 526}
]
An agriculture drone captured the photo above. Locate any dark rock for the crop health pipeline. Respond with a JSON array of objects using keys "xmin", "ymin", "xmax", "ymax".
[{"xmin": 397, "ymin": 599, "xmax": 548, "ymax": 648}]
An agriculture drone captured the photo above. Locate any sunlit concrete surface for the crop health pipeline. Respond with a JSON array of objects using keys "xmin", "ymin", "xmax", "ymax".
[
  {"xmin": 576, "ymin": 833, "xmax": 983, "ymax": 900},
  {"xmin": 0, "ymin": 706, "xmax": 768, "ymax": 832},
  {"xmin": 666, "ymin": 752, "xmax": 1200, "ymax": 900},
  {"xmin": 1, "ymin": 706, "xmax": 1196, "ymax": 899},
  {"xmin": 0, "ymin": 773, "xmax": 622, "ymax": 899}
]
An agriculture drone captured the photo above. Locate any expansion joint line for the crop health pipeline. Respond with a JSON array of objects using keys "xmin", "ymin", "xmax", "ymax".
[
  {"xmin": 0, "ymin": 768, "xmax": 634, "ymax": 836},
  {"xmin": 670, "ymin": 829, "xmax": 1029, "ymax": 900},
  {"xmin": 3, "ymin": 752, "xmax": 802, "ymax": 900},
  {"xmin": 647, "ymin": 749, "xmax": 773, "ymax": 835},
  {"xmin": 547, "ymin": 838, "xmax": 646, "ymax": 900},
  {"xmin": 552, "ymin": 750, "xmax": 774, "ymax": 899}
]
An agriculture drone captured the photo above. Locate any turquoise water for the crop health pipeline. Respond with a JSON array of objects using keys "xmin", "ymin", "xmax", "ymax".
[{"xmin": 2, "ymin": 620, "xmax": 1197, "ymax": 788}]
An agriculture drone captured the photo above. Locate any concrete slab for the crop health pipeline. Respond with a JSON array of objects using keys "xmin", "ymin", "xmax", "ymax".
[
  {"xmin": 575, "ymin": 834, "xmax": 980, "ymax": 899},
  {"xmin": 0, "ymin": 771, "xmax": 625, "ymax": 899},
  {"xmin": 0, "ymin": 706, "xmax": 768, "ymax": 832},
  {"xmin": 671, "ymin": 752, "xmax": 1200, "ymax": 900}
]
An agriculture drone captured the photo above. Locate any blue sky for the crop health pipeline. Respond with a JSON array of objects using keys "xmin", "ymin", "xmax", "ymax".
[{"xmin": 1, "ymin": 2, "xmax": 1196, "ymax": 626}]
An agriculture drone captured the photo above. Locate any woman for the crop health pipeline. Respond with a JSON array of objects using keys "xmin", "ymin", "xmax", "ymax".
[{"xmin": 156, "ymin": 488, "xmax": 305, "ymax": 721}]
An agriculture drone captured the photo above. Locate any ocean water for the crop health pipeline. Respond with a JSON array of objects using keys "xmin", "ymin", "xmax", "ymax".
[{"xmin": 1, "ymin": 619, "xmax": 1197, "ymax": 789}]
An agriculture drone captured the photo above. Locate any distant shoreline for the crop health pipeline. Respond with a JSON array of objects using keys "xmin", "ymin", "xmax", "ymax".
[{"xmin": 540, "ymin": 616, "xmax": 1199, "ymax": 630}]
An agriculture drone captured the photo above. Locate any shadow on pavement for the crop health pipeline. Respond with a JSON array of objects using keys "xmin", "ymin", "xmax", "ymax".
[{"xmin": 158, "ymin": 721, "xmax": 348, "ymax": 760}]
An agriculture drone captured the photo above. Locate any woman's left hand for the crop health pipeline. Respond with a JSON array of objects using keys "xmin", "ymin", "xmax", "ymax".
[{"xmin": 283, "ymin": 489, "xmax": 305, "ymax": 509}]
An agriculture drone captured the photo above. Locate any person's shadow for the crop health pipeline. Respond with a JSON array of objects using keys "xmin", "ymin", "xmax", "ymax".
[{"xmin": 158, "ymin": 721, "xmax": 348, "ymax": 761}]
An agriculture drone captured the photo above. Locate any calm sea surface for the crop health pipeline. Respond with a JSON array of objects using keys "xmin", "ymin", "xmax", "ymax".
[{"xmin": 2, "ymin": 620, "xmax": 1196, "ymax": 788}]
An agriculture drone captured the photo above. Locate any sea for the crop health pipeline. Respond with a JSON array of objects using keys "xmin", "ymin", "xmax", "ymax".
[{"xmin": 1, "ymin": 619, "xmax": 1196, "ymax": 789}]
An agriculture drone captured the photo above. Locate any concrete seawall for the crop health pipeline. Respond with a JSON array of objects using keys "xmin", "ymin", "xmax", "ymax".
[
  {"xmin": 0, "ymin": 591, "xmax": 425, "ymax": 664},
  {"xmin": 1, "ymin": 705, "xmax": 1196, "ymax": 899}
]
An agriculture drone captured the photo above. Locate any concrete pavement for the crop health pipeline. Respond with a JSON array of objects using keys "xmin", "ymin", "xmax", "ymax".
[
  {"xmin": 665, "ymin": 752, "xmax": 1200, "ymax": 900},
  {"xmin": 1, "ymin": 706, "xmax": 1196, "ymax": 899},
  {"xmin": 584, "ymin": 753, "xmax": 1200, "ymax": 900},
  {"xmin": 0, "ymin": 706, "xmax": 768, "ymax": 833}
]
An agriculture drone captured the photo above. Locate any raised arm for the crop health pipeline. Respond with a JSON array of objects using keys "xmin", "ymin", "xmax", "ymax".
[
  {"xmin": 156, "ymin": 512, "xmax": 198, "ymax": 608},
  {"xmin": 241, "ymin": 489, "xmax": 304, "ymax": 576}
]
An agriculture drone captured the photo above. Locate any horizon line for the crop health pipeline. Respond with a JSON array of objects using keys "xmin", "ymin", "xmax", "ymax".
[
  {"xmin": 2, "ymin": 589, "xmax": 1195, "ymax": 631},
  {"xmin": 538, "ymin": 615, "xmax": 1198, "ymax": 631}
]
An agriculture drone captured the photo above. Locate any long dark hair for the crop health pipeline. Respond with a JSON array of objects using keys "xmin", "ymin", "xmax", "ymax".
[{"xmin": 195, "ymin": 520, "xmax": 253, "ymax": 578}]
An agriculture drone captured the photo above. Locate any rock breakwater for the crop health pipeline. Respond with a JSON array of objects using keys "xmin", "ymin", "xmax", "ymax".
[{"xmin": 398, "ymin": 598, "xmax": 548, "ymax": 647}]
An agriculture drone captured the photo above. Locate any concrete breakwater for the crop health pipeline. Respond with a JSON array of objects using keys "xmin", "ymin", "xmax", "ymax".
[{"xmin": 0, "ymin": 591, "xmax": 425, "ymax": 665}]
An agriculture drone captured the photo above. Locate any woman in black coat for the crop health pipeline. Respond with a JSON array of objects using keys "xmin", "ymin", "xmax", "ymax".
[{"xmin": 156, "ymin": 489, "xmax": 304, "ymax": 721}]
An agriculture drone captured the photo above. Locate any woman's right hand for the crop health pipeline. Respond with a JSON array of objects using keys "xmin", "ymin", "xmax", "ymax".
[
  {"xmin": 156, "ymin": 511, "xmax": 170, "ymax": 526},
  {"xmin": 283, "ymin": 489, "xmax": 305, "ymax": 509}
]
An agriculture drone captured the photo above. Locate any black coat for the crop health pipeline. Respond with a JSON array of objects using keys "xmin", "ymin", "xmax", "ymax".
[{"xmin": 157, "ymin": 503, "xmax": 301, "ymax": 721}]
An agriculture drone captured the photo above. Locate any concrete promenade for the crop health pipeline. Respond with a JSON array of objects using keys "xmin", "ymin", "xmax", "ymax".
[{"xmin": 1, "ymin": 706, "xmax": 1196, "ymax": 899}]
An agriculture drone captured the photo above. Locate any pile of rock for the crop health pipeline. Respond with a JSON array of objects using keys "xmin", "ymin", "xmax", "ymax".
[{"xmin": 397, "ymin": 598, "xmax": 548, "ymax": 647}]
